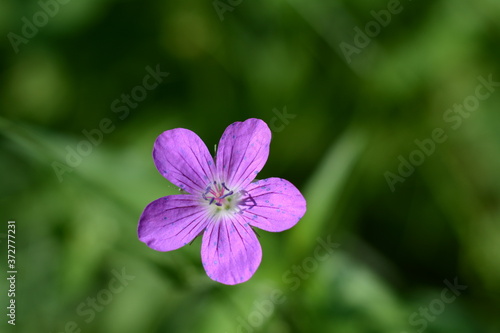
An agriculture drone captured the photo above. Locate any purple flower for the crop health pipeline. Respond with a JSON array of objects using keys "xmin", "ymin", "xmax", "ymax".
[{"xmin": 138, "ymin": 118, "xmax": 306, "ymax": 285}]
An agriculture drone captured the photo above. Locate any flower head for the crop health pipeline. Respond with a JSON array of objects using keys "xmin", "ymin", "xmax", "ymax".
[{"xmin": 138, "ymin": 118, "xmax": 306, "ymax": 285}]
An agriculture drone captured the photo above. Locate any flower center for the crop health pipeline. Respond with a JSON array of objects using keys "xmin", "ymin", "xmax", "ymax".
[{"xmin": 202, "ymin": 181, "xmax": 239, "ymax": 214}]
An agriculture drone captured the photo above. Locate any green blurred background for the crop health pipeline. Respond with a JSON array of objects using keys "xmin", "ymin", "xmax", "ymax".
[{"xmin": 1, "ymin": 0, "xmax": 500, "ymax": 332}]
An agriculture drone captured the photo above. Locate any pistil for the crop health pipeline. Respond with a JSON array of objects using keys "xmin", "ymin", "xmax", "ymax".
[{"xmin": 202, "ymin": 181, "xmax": 234, "ymax": 206}]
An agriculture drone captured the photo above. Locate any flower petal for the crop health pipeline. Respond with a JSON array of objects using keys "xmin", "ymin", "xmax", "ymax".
[
  {"xmin": 138, "ymin": 194, "xmax": 209, "ymax": 251},
  {"xmin": 153, "ymin": 128, "xmax": 215, "ymax": 194},
  {"xmin": 201, "ymin": 215, "xmax": 262, "ymax": 285},
  {"xmin": 239, "ymin": 177, "xmax": 306, "ymax": 232},
  {"xmin": 216, "ymin": 118, "xmax": 271, "ymax": 190}
]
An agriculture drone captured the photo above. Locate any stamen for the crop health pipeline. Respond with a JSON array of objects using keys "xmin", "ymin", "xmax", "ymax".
[
  {"xmin": 220, "ymin": 191, "xmax": 233, "ymax": 199},
  {"xmin": 202, "ymin": 181, "xmax": 235, "ymax": 207}
]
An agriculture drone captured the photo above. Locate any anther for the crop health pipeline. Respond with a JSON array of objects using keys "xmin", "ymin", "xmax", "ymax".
[{"xmin": 220, "ymin": 191, "xmax": 233, "ymax": 199}]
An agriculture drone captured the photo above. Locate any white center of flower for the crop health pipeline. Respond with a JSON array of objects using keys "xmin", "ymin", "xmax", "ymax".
[{"xmin": 202, "ymin": 181, "xmax": 240, "ymax": 216}]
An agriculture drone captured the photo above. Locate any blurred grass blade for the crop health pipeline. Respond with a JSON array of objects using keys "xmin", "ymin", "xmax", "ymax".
[{"xmin": 287, "ymin": 126, "xmax": 366, "ymax": 257}]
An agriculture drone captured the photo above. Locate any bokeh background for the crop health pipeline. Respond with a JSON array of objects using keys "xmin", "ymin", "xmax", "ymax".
[{"xmin": 1, "ymin": 0, "xmax": 500, "ymax": 332}]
